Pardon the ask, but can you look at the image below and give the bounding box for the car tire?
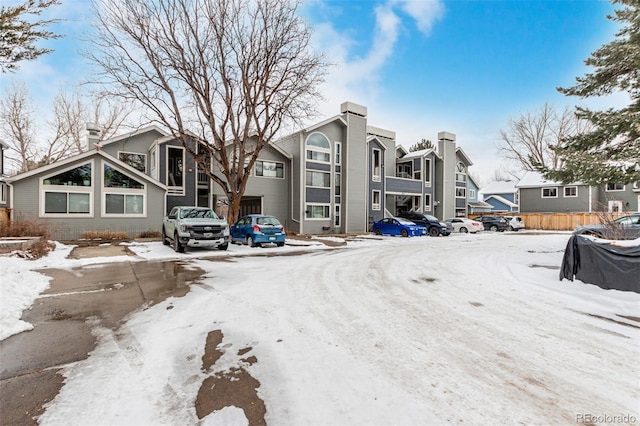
[374,228,382,235]
[460,227,468,233]
[490,225,498,232]
[401,229,409,237]
[507,225,513,231]
[173,233,185,253]
[218,243,228,251]
[428,227,440,237]
[247,236,257,247]
[161,227,169,245]
[277,242,285,247]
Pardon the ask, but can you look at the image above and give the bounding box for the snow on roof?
[515,171,582,188]
[481,180,517,194]
[400,148,436,160]
[484,194,518,208]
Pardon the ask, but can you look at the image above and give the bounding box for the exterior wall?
[161,140,198,213]
[436,134,456,220]
[98,129,164,172]
[341,112,368,234]
[368,139,386,225]
[485,198,512,212]
[519,185,594,213]
[595,184,639,212]
[10,155,166,240]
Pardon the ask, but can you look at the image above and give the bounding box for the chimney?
[86,123,101,151]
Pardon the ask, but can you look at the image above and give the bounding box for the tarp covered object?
[560,235,640,293]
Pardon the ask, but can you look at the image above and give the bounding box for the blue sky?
[1,0,620,184]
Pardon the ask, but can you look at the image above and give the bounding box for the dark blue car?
[371,217,427,237]
[230,214,286,247]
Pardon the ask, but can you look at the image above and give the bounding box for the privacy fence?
[480,212,629,231]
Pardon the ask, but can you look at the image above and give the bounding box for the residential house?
[516,171,640,213]
[7,102,479,239]
[481,180,519,212]
[467,175,492,215]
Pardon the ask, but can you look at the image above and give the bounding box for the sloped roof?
[468,200,493,208]
[455,146,473,166]
[482,180,518,194]
[484,194,518,208]
[515,170,582,188]
[399,148,438,161]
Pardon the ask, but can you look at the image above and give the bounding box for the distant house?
[516,171,640,213]
[467,175,492,215]
[481,180,519,212]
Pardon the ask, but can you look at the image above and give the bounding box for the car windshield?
[615,215,640,225]
[180,208,217,219]
[424,214,439,221]
[396,218,415,225]
[256,216,281,226]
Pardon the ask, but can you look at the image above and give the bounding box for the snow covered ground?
[1,232,639,425]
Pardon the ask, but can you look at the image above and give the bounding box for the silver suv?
[162,206,230,253]
[503,215,525,231]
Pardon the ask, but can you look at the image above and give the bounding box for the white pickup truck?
[162,206,230,253]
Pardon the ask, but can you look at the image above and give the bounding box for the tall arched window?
[306,133,331,163]
[456,162,467,182]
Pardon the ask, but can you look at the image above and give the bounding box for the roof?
[98,125,169,148]
[303,115,347,133]
[399,148,438,160]
[0,139,9,149]
[455,147,473,166]
[468,200,493,208]
[515,170,582,188]
[482,180,518,194]
[484,194,518,208]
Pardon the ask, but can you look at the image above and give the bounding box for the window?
[456,162,467,182]
[334,204,341,227]
[469,189,476,199]
[456,187,466,198]
[424,193,431,212]
[103,164,145,216]
[118,151,146,173]
[564,186,578,197]
[372,149,381,182]
[167,146,184,193]
[306,133,331,163]
[335,142,341,165]
[306,171,330,188]
[306,204,330,219]
[256,160,284,178]
[372,190,381,210]
[335,172,341,196]
[0,183,6,204]
[424,159,431,186]
[542,187,558,198]
[397,163,411,179]
[41,163,93,216]
[606,183,625,192]
[149,147,157,179]
[413,169,421,181]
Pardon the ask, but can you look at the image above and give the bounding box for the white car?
[503,215,525,231]
[445,217,484,233]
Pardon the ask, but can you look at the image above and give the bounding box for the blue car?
[230,214,286,247]
[371,217,427,237]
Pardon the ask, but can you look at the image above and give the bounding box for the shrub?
[81,230,129,240]
[138,230,162,238]
[0,219,49,238]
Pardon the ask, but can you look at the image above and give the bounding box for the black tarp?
[560,235,640,293]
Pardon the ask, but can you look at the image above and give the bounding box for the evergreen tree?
[0,0,61,73]
[409,139,434,152]
[540,0,639,185]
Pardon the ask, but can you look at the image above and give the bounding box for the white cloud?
[398,0,445,35]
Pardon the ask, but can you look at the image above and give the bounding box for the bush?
[81,230,129,240]
[0,219,49,238]
[138,230,162,238]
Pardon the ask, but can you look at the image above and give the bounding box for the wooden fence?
[477,212,628,231]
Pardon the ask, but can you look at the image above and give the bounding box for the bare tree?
[0,83,133,173]
[497,103,591,174]
[0,82,37,172]
[87,0,327,223]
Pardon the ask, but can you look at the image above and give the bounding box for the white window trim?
[255,160,285,179]
[102,163,147,217]
[40,160,94,218]
[335,141,342,166]
[469,189,476,199]
[305,170,331,188]
[305,132,331,165]
[564,186,578,198]
[424,158,432,187]
[456,187,467,198]
[305,203,330,220]
[372,148,382,182]
[334,204,341,227]
[0,182,6,204]
[605,183,625,192]
[166,145,186,195]
[372,190,381,211]
[541,187,558,198]
[118,150,147,173]
[424,193,432,212]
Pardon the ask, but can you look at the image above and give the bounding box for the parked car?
[230,214,286,247]
[573,213,640,240]
[397,212,452,236]
[162,206,230,253]
[503,215,525,231]
[445,217,484,233]
[371,217,427,237]
[471,216,509,232]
